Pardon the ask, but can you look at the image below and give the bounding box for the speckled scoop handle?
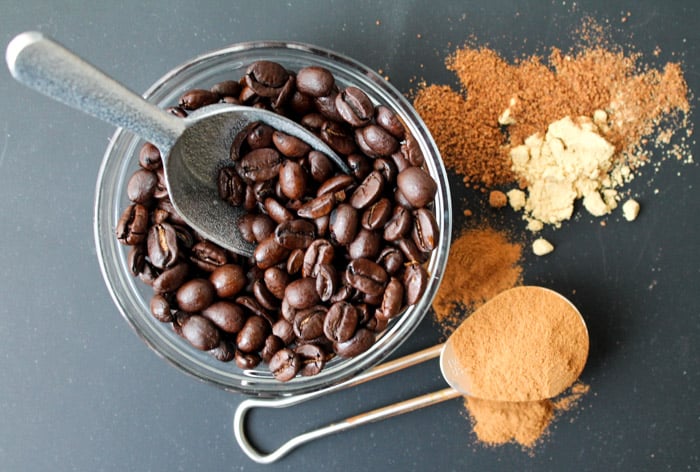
[5,31,184,151]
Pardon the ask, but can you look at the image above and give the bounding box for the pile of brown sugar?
[413,19,692,190]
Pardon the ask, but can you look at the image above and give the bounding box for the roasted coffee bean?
[152,262,189,294]
[375,105,405,140]
[201,301,246,333]
[138,142,162,170]
[179,89,219,110]
[296,343,326,376]
[302,239,334,278]
[329,203,359,245]
[172,224,195,249]
[263,198,294,225]
[180,315,220,351]
[360,124,399,156]
[363,291,384,306]
[263,267,289,300]
[176,278,215,312]
[218,167,246,207]
[336,86,373,127]
[209,264,246,298]
[154,168,170,200]
[147,222,179,269]
[116,203,149,245]
[412,208,439,252]
[376,247,404,275]
[246,122,275,150]
[381,277,404,319]
[166,106,188,118]
[361,198,392,230]
[390,150,410,173]
[236,295,276,325]
[284,277,321,309]
[320,120,356,155]
[347,153,372,180]
[254,234,290,270]
[300,112,325,131]
[156,198,187,226]
[275,219,316,250]
[297,191,343,219]
[401,133,425,167]
[354,126,379,158]
[190,240,228,272]
[373,158,398,185]
[268,348,300,382]
[235,350,261,369]
[150,294,173,323]
[324,301,358,343]
[252,279,279,311]
[393,187,413,209]
[127,244,146,277]
[272,319,295,345]
[330,284,355,303]
[127,169,157,204]
[236,315,269,353]
[308,150,334,183]
[346,258,388,296]
[396,166,437,208]
[272,131,311,158]
[313,91,344,122]
[286,248,305,275]
[397,237,428,265]
[293,306,327,340]
[334,328,374,358]
[208,339,236,362]
[403,263,428,305]
[296,66,335,97]
[236,148,283,182]
[245,60,290,97]
[272,75,295,109]
[251,213,277,242]
[383,205,412,242]
[347,228,381,260]
[278,160,307,200]
[350,170,384,209]
[211,79,241,98]
[316,174,355,196]
[280,297,298,322]
[315,264,338,302]
[365,313,389,332]
[261,335,285,363]
[314,214,330,238]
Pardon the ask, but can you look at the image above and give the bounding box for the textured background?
[1,1,698,471]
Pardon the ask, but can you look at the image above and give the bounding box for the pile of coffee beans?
[116,60,439,381]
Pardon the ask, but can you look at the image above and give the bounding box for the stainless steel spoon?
[234,286,589,463]
[6,31,347,257]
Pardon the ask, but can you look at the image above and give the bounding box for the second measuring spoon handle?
[6,31,184,151]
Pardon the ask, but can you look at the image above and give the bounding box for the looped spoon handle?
[233,344,461,464]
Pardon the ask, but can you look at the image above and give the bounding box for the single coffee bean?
[320,120,357,155]
[250,213,277,242]
[268,348,300,382]
[314,91,344,122]
[127,244,146,277]
[236,295,276,325]
[176,278,215,312]
[330,284,355,303]
[412,207,439,252]
[209,339,236,362]
[272,318,295,345]
[218,166,246,207]
[296,66,335,97]
[280,297,298,323]
[390,150,410,173]
[293,306,327,340]
[284,277,321,309]
[315,264,338,302]
[263,267,289,300]
[235,350,261,370]
[375,105,405,140]
[373,158,398,185]
[166,106,188,118]
[201,301,246,333]
[252,279,280,311]
[381,277,404,319]
[211,79,241,98]
[236,148,283,182]
[361,197,392,231]
[152,262,189,294]
[296,343,326,377]
[347,228,381,260]
[316,174,355,196]
[278,160,307,200]
[245,61,290,97]
[324,301,358,343]
[329,203,359,245]
[396,237,427,265]
[254,234,290,270]
[138,142,162,170]
[346,258,388,296]
[180,315,220,351]
[403,263,429,305]
[116,203,149,245]
[350,170,384,209]
[308,150,334,183]
[274,219,316,250]
[261,334,285,363]
[401,133,425,167]
[383,205,412,242]
[272,131,311,158]
[246,122,275,150]
[360,124,399,156]
[334,328,374,358]
[347,153,372,180]
[236,315,269,353]
[314,214,330,238]
[302,239,334,278]
[335,86,373,127]
[209,264,246,298]
[297,191,343,219]
[127,169,157,204]
[300,112,325,131]
[150,294,173,323]
[179,89,219,110]
[263,198,294,225]
[396,166,437,208]
[190,240,228,272]
[376,247,404,275]
[286,248,305,275]
[147,222,179,270]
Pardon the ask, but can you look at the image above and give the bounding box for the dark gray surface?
[1,1,698,471]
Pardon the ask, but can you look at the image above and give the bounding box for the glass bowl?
[94,41,452,397]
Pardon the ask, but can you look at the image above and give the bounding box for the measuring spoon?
[6,31,348,257]
[234,286,589,463]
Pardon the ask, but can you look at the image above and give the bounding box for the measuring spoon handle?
[6,31,184,151]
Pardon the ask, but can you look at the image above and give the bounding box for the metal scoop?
[6,31,347,257]
[234,286,589,463]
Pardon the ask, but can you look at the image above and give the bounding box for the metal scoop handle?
[233,344,461,464]
[6,31,184,151]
